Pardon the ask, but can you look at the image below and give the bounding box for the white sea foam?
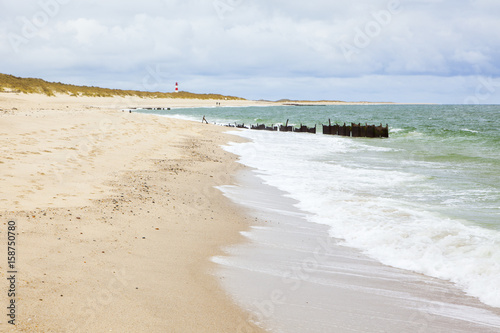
[461,128,479,133]
[224,129,500,309]
[158,113,200,122]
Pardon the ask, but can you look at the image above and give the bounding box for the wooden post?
[366,125,375,138]
[382,124,389,138]
[351,123,359,137]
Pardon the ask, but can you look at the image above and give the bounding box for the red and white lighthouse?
[175,82,179,93]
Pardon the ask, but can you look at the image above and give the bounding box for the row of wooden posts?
[323,120,389,138]
[223,119,389,138]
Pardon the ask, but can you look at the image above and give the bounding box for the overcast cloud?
[1,0,500,103]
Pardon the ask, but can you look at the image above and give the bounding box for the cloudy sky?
[1,0,500,103]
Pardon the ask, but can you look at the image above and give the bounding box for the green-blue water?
[139,104,500,307]
[139,104,500,229]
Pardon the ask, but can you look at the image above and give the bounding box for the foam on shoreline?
[213,168,500,332]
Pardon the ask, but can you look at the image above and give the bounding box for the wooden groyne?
[218,118,389,138]
[279,119,293,132]
[323,120,388,138]
[126,107,171,111]
[251,124,278,131]
[294,124,317,134]
[278,119,316,133]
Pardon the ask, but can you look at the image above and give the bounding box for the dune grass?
[0,73,245,100]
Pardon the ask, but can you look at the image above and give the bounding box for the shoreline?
[0,93,265,331]
[215,168,500,332]
[0,92,433,113]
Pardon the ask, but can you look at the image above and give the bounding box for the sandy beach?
[0,93,266,332]
[4,93,499,333]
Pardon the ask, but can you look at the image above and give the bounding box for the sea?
[138,104,500,332]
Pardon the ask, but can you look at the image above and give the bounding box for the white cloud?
[0,0,499,103]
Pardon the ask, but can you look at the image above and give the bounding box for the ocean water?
[139,104,500,310]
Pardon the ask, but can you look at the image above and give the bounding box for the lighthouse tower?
[175,82,179,93]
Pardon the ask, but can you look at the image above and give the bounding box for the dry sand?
[0,93,266,332]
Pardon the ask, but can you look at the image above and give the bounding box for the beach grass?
[0,73,245,100]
